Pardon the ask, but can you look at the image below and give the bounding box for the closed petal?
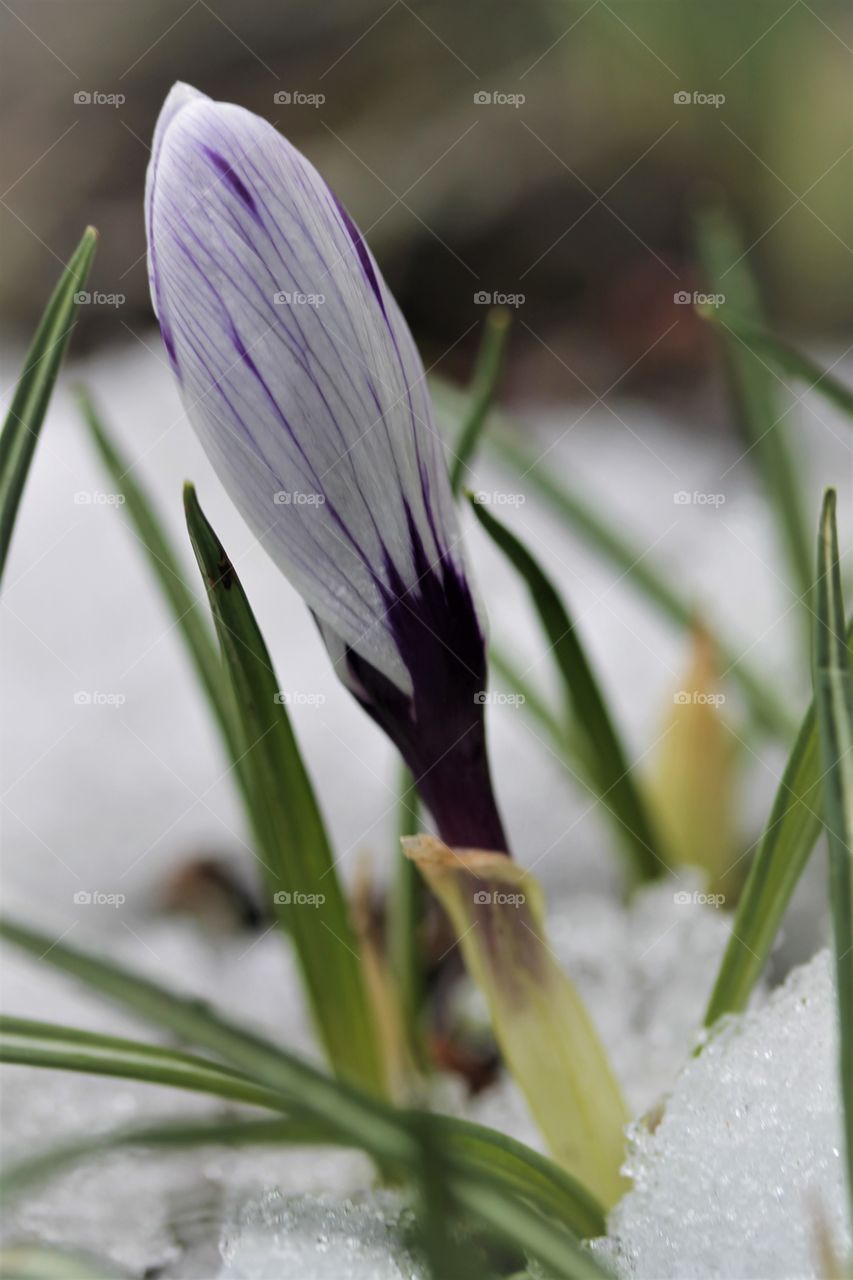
[147,84,469,696]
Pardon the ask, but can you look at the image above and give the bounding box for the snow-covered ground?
[0,878,758,1276]
[2,339,849,923]
[1,337,852,1277]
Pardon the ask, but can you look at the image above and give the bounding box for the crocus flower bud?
[146,84,506,852]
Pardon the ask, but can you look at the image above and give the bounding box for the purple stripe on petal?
[202,146,262,225]
[146,84,488,736]
[340,504,507,851]
[159,316,181,379]
[330,192,388,323]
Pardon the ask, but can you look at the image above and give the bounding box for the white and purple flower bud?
[146,84,506,851]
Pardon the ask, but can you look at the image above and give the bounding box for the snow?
[3,340,850,928]
[217,1191,426,1280]
[0,878,736,1274]
[594,950,851,1280]
[2,337,852,1276]
[0,925,373,1273]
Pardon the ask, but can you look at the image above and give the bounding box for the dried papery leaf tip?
[147,84,505,853]
[404,834,629,1207]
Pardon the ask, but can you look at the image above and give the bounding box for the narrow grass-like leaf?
[0,1016,285,1111]
[0,1114,606,1279]
[0,1029,605,1245]
[407,1111,497,1280]
[701,311,853,420]
[2,1115,460,1275]
[813,488,853,1228]
[430,1116,605,1240]
[695,204,812,619]
[447,1174,610,1280]
[0,228,97,584]
[470,495,665,883]
[0,914,408,1162]
[0,919,606,1264]
[0,1115,328,1201]
[0,1015,605,1239]
[491,647,569,755]
[78,392,249,789]
[433,378,794,741]
[704,612,853,1024]
[0,1244,129,1279]
[184,484,384,1097]
[450,309,511,495]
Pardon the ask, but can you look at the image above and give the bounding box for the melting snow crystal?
[594,950,850,1279]
[217,1190,428,1280]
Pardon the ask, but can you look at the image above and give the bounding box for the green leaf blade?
[0,1112,607,1278]
[450,309,512,495]
[432,378,795,741]
[0,915,405,1161]
[431,1116,606,1241]
[78,392,247,783]
[0,1243,130,1279]
[183,484,385,1097]
[695,203,812,622]
[0,1016,284,1112]
[813,488,853,1231]
[0,228,98,584]
[705,613,853,1025]
[0,919,606,1271]
[700,311,853,421]
[470,493,666,884]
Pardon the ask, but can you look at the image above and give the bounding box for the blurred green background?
[1,0,850,393]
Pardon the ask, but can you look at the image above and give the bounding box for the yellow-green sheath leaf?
[649,626,738,896]
[404,834,629,1208]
